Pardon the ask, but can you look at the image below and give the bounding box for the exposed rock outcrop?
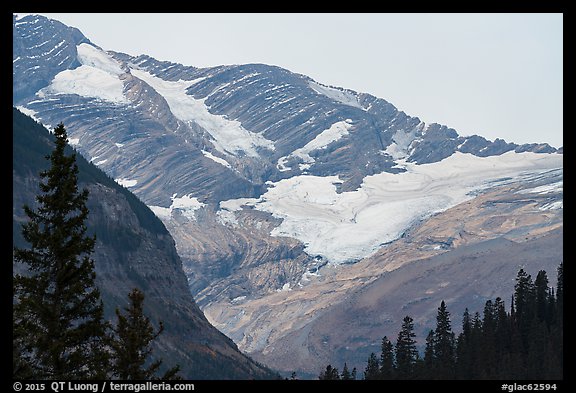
[13,108,276,379]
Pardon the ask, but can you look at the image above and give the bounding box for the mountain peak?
[13,13,92,102]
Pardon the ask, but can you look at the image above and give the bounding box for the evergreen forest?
[319,264,563,380]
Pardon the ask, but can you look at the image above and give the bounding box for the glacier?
[221,151,563,264]
[130,68,275,157]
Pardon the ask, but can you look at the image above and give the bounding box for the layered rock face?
[13,108,275,379]
[13,14,562,377]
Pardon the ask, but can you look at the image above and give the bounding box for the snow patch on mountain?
[116,178,138,188]
[224,151,563,264]
[385,127,420,160]
[277,119,354,171]
[16,105,41,124]
[170,193,205,219]
[38,65,127,103]
[309,81,363,109]
[149,193,205,221]
[130,68,275,158]
[202,150,232,169]
[37,43,129,104]
[76,43,125,76]
[216,197,260,226]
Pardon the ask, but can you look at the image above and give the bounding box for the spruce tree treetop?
[341,363,352,380]
[395,316,418,379]
[363,353,380,380]
[380,335,395,380]
[534,270,550,324]
[514,268,534,323]
[461,308,471,339]
[13,123,109,379]
[111,288,181,380]
[433,301,456,379]
[556,262,563,327]
[318,364,340,380]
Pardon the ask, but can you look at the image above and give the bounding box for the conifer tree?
[423,330,435,378]
[341,363,352,380]
[534,270,550,325]
[433,301,456,378]
[395,316,418,379]
[556,263,563,315]
[493,297,511,375]
[363,353,380,380]
[455,308,472,379]
[351,367,357,380]
[554,262,563,375]
[461,308,471,339]
[111,288,180,380]
[480,299,498,378]
[13,123,109,379]
[319,364,340,380]
[514,269,534,329]
[380,336,395,380]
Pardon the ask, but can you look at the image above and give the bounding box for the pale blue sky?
[19,13,563,148]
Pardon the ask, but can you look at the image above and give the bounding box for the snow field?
[130,69,275,158]
[149,193,205,221]
[39,43,129,104]
[221,151,563,264]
